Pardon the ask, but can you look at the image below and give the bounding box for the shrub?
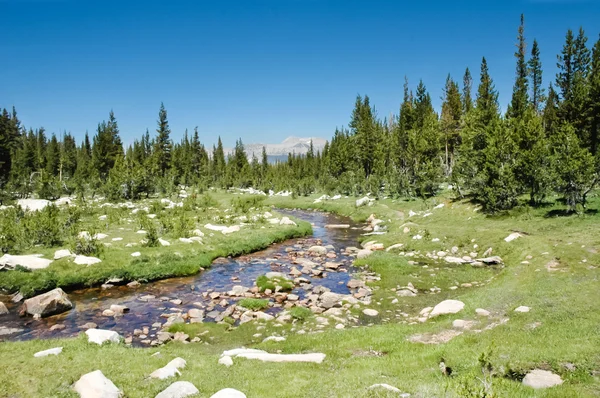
[238,298,269,311]
[290,306,312,321]
[142,218,159,247]
[25,204,63,247]
[231,195,266,214]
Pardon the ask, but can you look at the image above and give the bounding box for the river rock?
[0,326,23,336]
[308,246,327,255]
[319,292,341,309]
[150,357,186,379]
[0,254,53,270]
[0,302,8,315]
[34,347,63,357]
[356,249,372,259]
[21,288,73,317]
[110,304,129,314]
[429,300,465,317]
[73,370,122,398]
[74,255,102,265]
[522,369,563,389]
[155,381,199,398]
[211,389,247,398]
[85,329,121,345]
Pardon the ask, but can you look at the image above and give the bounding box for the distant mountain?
[226,136,328,161]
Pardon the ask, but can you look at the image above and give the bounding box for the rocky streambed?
[0,210,374,345]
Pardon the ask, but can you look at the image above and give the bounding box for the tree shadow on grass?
[544,208,598,218]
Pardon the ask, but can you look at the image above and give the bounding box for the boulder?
[179,238,193,244]
[17,199,50,212]
[475,308,491,316]
[73,370,123,398]
[34,347,63,357]
[192,229,204,237]
[85,329,121,345]
[522,369,563,389]
[0,302,8,315]
[319,292,341,309]
[109,304,129,314]
[131,252,141,257]
[74,255,102,266]
[233,352,325,363]
[210,389,247,398]
[54,249,72,260]
[155,381,199,398]
[73,370,122,398]
[159,238,171,246]
[150,358,187,379]
[515,306,530,313]
[0,254,53,270]
[21,288,73,317]
[429,300,465,317]
[356,196,373,207]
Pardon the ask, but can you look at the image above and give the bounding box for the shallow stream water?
[0,210,364,343]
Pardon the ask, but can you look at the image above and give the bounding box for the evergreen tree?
[543,84,560,135]
[475,57,500,128]
[508,14,529,119]
[212,137,226,185]
[588,35,600,154]
[441,74,462,174]
[462,68,473,114]
[61,133,78,180]
[45,134,60,177]
[153,103,172,176]
[529,39,545,114]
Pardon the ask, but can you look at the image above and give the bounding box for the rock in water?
[34,347,63,357]
[522,369,563,389]
[155,381,199,398]
[21,288,73,317]
[210,389,247,398]
[0,302,8,315]
[429,300,465,317]
[85,329,121,345]
[73,370,122,398]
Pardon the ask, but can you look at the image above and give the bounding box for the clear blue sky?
[2,0,599,148]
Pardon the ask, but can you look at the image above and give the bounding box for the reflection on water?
[0,209,363,343]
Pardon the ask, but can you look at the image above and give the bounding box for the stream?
[0,210,364,344]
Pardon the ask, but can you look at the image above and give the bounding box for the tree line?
[1,15,599,213]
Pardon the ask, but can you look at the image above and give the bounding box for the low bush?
[290,306,312,321]
[238,298,269,311]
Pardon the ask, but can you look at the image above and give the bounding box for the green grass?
[289,306,313,321]
[238,298,269,311]
[256,275,294,292]
[1,190,600,397]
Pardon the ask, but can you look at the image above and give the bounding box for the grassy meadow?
[0,190,599,397]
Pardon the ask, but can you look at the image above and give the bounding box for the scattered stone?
[408,329,463,344]
[367,384,409,396]
[0,326,24,336]
[34,347,63,357]
[73,370,122,398]
[0,302,8,315]
[85,329,121,345]
[475,308,490,317]
[515,306,530,313]
[74,255,102,265]
[522,369,563,389]
[362,309,379,317]
[429,300,465,318]
[224,348,326,363]
[50,324,65,331]
[356,249,372,259]
[150,358,187,379]
[219,355,234,367]
[0,254,53,270]
[210,388,247,398]
[505,232,522,242]
[159,238,171,246]
[308,246,328,255]
[21,288,73,318]
[222,225,241,235]
[279,217,297,226]
[54,249,72,260]
[155,381,199,398]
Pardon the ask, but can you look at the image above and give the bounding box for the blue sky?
[2,0,599,147]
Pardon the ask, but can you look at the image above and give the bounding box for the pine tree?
[508,14,529,119]
[556,29,575,103]
[0,108,21,187]
[462,68,473,114]
[588,35,600,154]
[543,84,560,135]
[61,133,78,180]
[441,74,462,173]
[212,137,226,185]
[45,134,60,177]
[529,39,545,114]
[153,103,172,176]
[475,57,500,133]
